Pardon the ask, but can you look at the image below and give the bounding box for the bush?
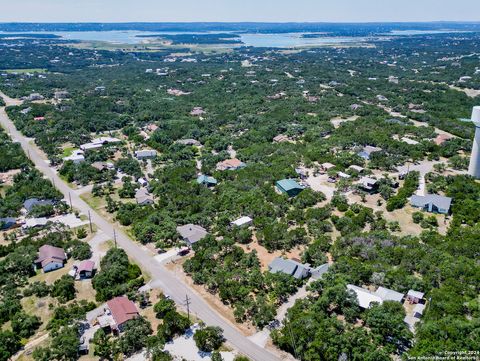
[70,241,92,260]
[193,326,225,352]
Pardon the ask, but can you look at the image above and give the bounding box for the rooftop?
[106,296,139,328]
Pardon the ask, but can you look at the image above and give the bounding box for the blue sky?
[1,0,479,22]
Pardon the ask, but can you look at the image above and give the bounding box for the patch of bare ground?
[165,258,257,337]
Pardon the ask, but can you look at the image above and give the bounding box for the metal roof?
[410,194,452,210]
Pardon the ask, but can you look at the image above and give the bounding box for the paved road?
[0,93,282,361]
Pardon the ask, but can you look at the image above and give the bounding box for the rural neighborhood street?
[0,93,282,361]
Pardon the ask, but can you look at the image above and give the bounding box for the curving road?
[0,93,282,361]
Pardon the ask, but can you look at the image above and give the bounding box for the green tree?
[193,326,225,352]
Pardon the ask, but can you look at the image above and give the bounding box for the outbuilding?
[276,179,305,197]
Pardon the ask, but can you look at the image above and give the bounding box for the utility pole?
[68,192,73,210]
[87,211,93,233]
[184,294,191,322]
[113,229,117,248]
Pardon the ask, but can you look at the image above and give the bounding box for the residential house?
[35,245,67,272]
[348,165,365,173]
[54,91,70,100]
[410,194,452,214]
[23,218,49,229]
[197,175,217,187]
[23,198,54,214]
[230,216,253,227]
[80,137,120,151]
[357,177,379,192]
[375,286,404,302]
[321,162,336,172]
[176,224,208,246]
[176,139,202,146]
[27,93,44,101]
[347,284,405,309]
[273,134,290,143]
[135,188,154,206]
[434,134,452,146]
[310,263,330,280]
[190,107,205,116]
[216,158,246,171]
[63,150,85,164]
[135,150,157,160]
[106,296,139,332]
[358,145,382,160]
[347,285,384,309]
[276,179,305,197]
[406,290,425,304]
[0,217,17,230]
[268,257,311,280]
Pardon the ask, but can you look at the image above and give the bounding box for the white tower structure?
[468,106,480,179]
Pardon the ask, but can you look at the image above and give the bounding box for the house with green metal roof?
[197,174,218,187]
[276,179,305,197]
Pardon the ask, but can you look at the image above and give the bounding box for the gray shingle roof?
[410,194,452,210]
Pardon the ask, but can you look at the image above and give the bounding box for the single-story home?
[406,290,425,304]
[216,158,246,171]
[358,177,379,192]
[24,198,54,214]
[23,217,49,229]
[276,179,305,197]
[410,194,452,214]
[268,257,311,280]
[375,286,404,303]
[347,285,384,309]
[197,175,217,187]
[358,145,382,160]
[176,139,202,147]
[273,134,290,143]
[176,224,208,246]
[310,263,330,280]
[135,149,157,160]
[35,244,67,272]
[106,296,139,332]
[230,216,253,227]
[77,260,96,279]
[321,162,336,172]
[347,284,405,309]
[135,188,154,206]
[0,217,17,230]
[63,150,85,164]
[348,165,365,173]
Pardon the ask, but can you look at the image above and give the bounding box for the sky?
[0,0,479,23]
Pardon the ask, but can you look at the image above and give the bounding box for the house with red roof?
[35,244,67,272]
[76,260,96,279]
[106,296,139,332]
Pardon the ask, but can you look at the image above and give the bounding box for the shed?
[77,260,95,279]
[230,216,253,227]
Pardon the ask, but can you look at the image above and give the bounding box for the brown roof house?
[216,158,246,171]
[105,296,139,332]
[35,245,67,272]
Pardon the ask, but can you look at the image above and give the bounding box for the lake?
[0,29,470,48]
